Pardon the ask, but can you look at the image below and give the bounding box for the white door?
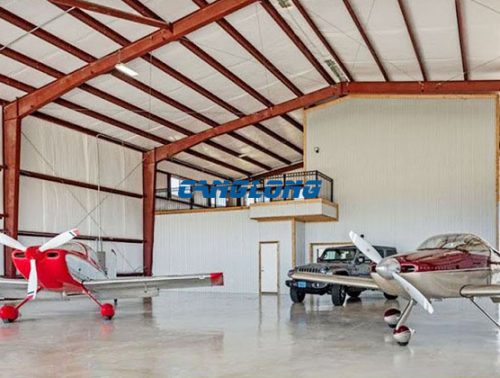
[260,242,279,294]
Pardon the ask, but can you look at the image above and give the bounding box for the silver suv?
[286,244,398,305]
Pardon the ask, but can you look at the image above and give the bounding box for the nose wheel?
[393,325,412,346]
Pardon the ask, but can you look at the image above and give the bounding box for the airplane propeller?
[349,231,434,314]
[0,229,80,300]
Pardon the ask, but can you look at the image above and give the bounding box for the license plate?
[297,281,307,288]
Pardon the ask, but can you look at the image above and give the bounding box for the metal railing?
[155,170,333,211]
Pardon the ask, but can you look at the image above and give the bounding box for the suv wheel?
[331,285,346,306]
[290,287,306,303]
[383,292,398,300]
[346,288,361,298]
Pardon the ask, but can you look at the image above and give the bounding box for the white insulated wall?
[305,97,498,251]
[154,210,294,293]
[16,116,144,273]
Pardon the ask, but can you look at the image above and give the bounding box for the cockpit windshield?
[59,241,99,262]
[417,234,490,254]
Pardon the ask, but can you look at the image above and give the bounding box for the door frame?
[259,241,280,294]
[308,241,350,263]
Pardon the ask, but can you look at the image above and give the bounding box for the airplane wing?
[291,272,380,290]
[0,277,28,299]
[83,272,224,299]
[460,284,500,298]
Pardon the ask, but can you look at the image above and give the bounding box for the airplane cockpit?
[417,233,492,255]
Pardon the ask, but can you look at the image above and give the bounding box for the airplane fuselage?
[12,246,106,294]
[372,249,495,299]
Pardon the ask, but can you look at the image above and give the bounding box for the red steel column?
[2,102,21,277]
[142,150,156,276]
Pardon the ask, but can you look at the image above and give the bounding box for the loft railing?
[155,170,334,211]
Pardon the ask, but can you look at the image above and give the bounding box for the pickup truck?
[286,244,398,305]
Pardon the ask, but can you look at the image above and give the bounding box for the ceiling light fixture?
[115,63,138,77]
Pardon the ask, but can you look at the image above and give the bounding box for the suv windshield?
[320,248,356,262]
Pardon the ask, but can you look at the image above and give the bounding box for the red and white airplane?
[0,229,223,323]
[291,231,500,346]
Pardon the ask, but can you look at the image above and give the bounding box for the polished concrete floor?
[0,290,499,377]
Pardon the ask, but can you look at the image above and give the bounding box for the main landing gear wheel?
[383,308,401,328]
[346,288,361,298]
[100,303,115,320]
[384,292,398,300]
[331,285,346,306]
[393,325,412,346]
[290,287,305,303]
[0,305,19,323]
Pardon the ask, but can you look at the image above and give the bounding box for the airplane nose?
[376,258,401,279]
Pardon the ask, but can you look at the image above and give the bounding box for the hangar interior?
[1,0,500,376]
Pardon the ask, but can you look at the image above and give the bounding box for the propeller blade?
[393,273,434,314]
[349,231,383,264]
[39,229,80,252]
[27,259,38,299]
[0,232,27,251]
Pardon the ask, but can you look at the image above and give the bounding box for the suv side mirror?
[356,256,365,264]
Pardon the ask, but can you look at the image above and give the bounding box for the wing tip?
[210,272,224,286]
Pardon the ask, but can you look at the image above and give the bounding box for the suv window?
[320,248,356,262]
[382,248,397,257]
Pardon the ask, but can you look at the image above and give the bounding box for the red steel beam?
[49,0,169,28]
[2,0,257,118]
[124,0,303,132]
[2,104,21,277]
[455,0,469,80]
[56,5,302,155]
[192,0,303,97]
[291,0,353,82]
[155,85,343,162]
[342,0,389,81]
[397,0,427,81]
[0,74,252,176]
[343,80,500,93]
[142,150,156,276]
[260,1,335,85]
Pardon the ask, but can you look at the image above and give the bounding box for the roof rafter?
[397,0,427,81]
[124,0,304,133]
[1,0,257,118]
[260,0,335,85]
[291,0,353,82]
[342,0,389,81]
[0,73,253,176]
[58,4,302,155]
[455,0,469,80]
[48,0,169,28]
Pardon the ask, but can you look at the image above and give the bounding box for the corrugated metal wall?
[154,210,294,293]
[305,96,498,252]
[14,116,144,273]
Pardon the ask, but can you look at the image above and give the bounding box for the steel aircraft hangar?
[1,0,500,377]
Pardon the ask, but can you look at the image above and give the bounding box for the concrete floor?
[0,291,499,377]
